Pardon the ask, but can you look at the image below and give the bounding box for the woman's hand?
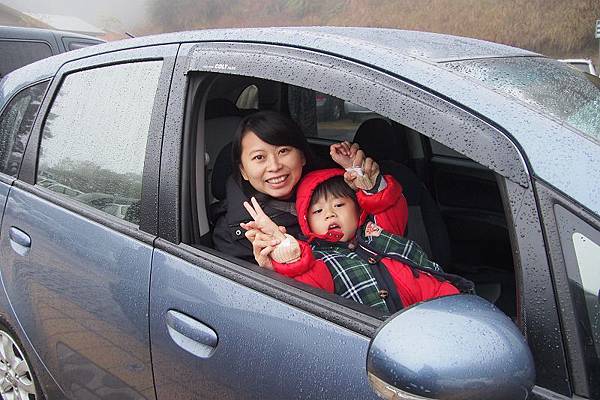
[242,197,300,265]
[245,230,279,269]
[243,197,286,241]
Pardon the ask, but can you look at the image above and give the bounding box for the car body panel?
[0,187,155,399]
[150,248,378,400]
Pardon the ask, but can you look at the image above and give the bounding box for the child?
[245,168,473,314]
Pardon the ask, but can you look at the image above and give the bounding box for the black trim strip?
[12,180,156,245]
[0,174,14,186]
[155,238,383,337]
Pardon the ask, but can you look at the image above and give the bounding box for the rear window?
[445,57,600,142]
[0,40,53,77]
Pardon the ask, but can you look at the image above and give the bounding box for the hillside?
[144,0,600,60]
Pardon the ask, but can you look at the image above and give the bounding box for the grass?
[144,0,600,62]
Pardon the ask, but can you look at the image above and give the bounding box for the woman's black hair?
[232,110,316,188]
[310,176,358,208]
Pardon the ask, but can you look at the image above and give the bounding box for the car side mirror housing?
[367,294,535,400]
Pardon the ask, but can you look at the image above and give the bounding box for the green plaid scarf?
[311,221,445,314]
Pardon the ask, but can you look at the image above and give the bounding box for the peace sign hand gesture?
[243,197,301,265]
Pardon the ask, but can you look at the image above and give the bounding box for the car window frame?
[154,41,544,334]
[17,44,179,240]
[0,79,50,185]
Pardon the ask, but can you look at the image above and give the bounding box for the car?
[0,27,598,400]
[558,58,598,76]
[0,25,104,79]
[315,92,345,120]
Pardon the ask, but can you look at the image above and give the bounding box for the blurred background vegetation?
[142,0,600,61]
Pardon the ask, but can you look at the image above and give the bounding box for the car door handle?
[8,227,31,256]
[165,310,218,358]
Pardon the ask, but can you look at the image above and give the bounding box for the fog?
[1,0,148,32]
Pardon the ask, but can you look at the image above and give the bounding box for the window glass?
[0,81,48,176]
[429,139,468,159]
[555,204,600,393]
[0,40,53,77]
[37,61,163,225]
[236,85,258,109]
[572,232,600,356]
[288,87,382,141]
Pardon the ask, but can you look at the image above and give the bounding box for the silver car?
[0,27,598,400]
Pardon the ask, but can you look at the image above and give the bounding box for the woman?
[212,110,362,261]
[213,110,315,260]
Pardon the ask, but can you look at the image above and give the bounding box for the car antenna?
[125,32,135,38]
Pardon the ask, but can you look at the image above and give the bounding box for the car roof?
[2,27,598,216]
[0,25,103,41]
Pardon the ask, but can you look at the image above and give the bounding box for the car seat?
[353,118,515,315]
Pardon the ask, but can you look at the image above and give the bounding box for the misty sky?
[1,0,148,31]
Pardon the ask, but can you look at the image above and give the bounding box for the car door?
[0,44,177,399]
[147,41,538,399]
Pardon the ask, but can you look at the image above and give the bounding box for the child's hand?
[330,141,360,169]
[343,150,381,191]
[242,198,301,264]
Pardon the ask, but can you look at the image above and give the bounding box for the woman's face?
[239,131,306,199]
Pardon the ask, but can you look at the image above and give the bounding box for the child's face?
[307,194,359,242]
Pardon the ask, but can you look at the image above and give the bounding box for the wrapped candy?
[345,166,377,191]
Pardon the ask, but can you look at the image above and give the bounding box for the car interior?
[182,72,516,320]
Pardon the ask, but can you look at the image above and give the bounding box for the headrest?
[353,118,409,162]
[211,142,233,200]
[205,98,240,119]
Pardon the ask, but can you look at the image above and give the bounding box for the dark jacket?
[212,176,301,261]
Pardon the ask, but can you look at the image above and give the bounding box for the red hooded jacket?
[271,168,459,308]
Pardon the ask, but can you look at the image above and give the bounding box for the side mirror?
[367,295,535,400]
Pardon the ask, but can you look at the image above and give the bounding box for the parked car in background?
[315,92,344,120]
[0,27,599,400]
[0,25,104,79]
[559,58,598,76]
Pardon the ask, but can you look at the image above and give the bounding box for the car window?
[555,204,600,393]
[61,38,102,51]
[236,84,258,109]
[572,231,600,355]
[0,81,49,177]
[445,57,600,142]
[0,40,53,77]
[288,87,383,141]
[37,61,163,225]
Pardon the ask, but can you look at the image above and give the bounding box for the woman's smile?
[266,175,289,186]
[239,131,306,199]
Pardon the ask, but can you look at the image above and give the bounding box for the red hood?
[296,168,366,242]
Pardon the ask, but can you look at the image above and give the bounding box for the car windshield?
[444,57,600,142]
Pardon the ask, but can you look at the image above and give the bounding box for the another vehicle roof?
[0,25,103,46]
[2,27,598,216]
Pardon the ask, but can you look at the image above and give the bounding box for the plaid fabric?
[358,221,443,273]
[312,244,390,313]
[311,221,446,313]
